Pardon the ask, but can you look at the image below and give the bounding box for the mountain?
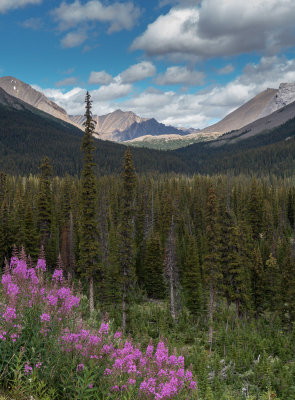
[113,117,189,142]
[211,99,295,146]
[70,110,190,142]
[0,76,192,142]
[70,109,146,141]
[201,88,278,135]
[202,83,295,136]
[0,76,76,126]
[124,131,220,150]
[0,87,190,176]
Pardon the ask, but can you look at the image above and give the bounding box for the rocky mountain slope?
[0,76,75,126]
[210,99,295,146]
[124,131,220,150]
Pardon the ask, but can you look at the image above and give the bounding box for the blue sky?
[1,0,295,128]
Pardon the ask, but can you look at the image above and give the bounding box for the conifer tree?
[118,147,137,332]
[182,235,203,317]
[37,156,53,247]
[265,252,281,312]
[203,184,222,350]
[251,246,265,316]
[79,91,100,314]
[164,217,182,323]
[144,231,165,299]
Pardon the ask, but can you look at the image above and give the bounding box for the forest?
[1,96,295,399]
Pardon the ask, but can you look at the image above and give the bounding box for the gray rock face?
[0,76,72,123]
[202,88,278,135]
[259,83,295,118]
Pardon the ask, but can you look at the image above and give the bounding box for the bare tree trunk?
[170,270,176,322]
[89,275,94,314]
[208,282,214,352]
[122,282,127,334]
[69,211,75,274]
[165,217,181,323]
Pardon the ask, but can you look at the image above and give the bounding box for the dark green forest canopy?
[2,101,295,177]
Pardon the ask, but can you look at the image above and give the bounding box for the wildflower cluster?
[1,255,80,343]
[0,254,197,399]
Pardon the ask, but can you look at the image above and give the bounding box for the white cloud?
[22,17,43,30]
[88,71,113,85]
[156,66,205,85]
[52,0,141,33]
[217,64,235,75]
[0,0,41,13]
[61,31,87,48]
[131,0,295,59]
[33,56,295,128]
[56,77,78,87]
[119,61,156,83]
[91,82,132,101]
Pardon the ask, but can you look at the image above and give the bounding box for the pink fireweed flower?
[1,273,12,285]
[28,268,39,285]
[6,282,19,297]
[99,322,109,334]
[9,256,18,268]
[63,295,80,312]
[24,363,32,375]
[0,331,7,341]
[35,362,42,369]
[13,260,28,279]
[114,331,122,340]
[10,333,19,342]
[57,287,71,299]
[88,383,93,389]
[36,258,46,272]
[2,306,16,322]
[189,380,197,389]
[40,313,51,323]
[47,294,58,306]
[76,363,85,371]
[104,368,112,376]
[128,378,136,385]
[52,268,63,282]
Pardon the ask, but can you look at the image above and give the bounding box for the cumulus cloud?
[61,31,87,48]
[0,0,41,13]
[91,82,132,101]
[131,0,295,59]
[217,64,235,75]
[119,61,156,83]
[52,0,141,33]
[33,56,295,128]
[56,77,78,87]
[156,66,205,85]
[22,17,43,30]
[88,71,113,85]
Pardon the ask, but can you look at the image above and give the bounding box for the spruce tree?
[144,231,165,299]
[118,147,137,333]
[203,184,222,350]
[182,234,203,317]
[37,156,53,247]
[79,91,100,314]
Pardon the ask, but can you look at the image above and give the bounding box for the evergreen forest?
[1,96,295,399]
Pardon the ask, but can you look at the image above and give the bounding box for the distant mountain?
[0,87,190,176]
[0,76,77,126]
[201,83,295,137]
[124,131,220,150]
[70,109,147,141]
[201,88,278,135]
[211,98,295,146]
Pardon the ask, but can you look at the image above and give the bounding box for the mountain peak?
[0,76,70,121]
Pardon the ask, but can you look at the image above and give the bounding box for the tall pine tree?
[118,148,137,333]
[79,91,100,314]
